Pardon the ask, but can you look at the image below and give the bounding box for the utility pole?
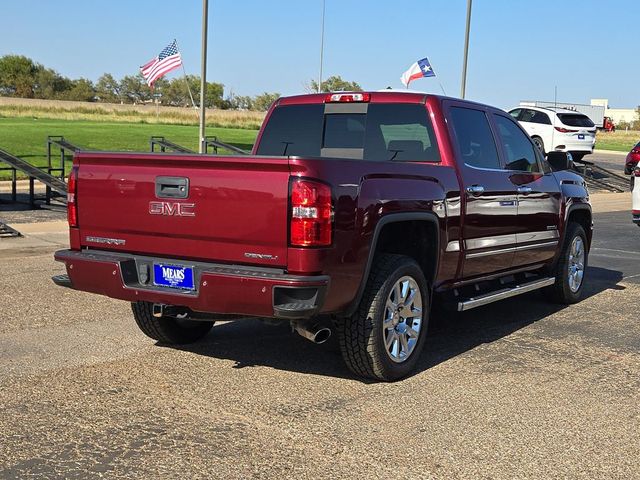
[460,0,472,99]
[199,0,209,153]
[318,0,325,93]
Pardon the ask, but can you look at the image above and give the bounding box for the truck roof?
[275,91,497,112]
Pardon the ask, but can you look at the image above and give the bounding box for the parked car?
[632,166,640,226]
[624,141,640,175]
[53,92,592,381]
[509,106,596,161]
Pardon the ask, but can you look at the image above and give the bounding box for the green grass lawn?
[595,130,639,152]
[0,118,258,180]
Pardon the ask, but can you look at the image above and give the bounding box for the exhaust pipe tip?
[311,327,332,344]
[293,321,332,344]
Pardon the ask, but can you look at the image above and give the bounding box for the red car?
[624,141,640,175]
[53,92,592,381]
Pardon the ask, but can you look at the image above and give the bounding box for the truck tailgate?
[75,152,290,267]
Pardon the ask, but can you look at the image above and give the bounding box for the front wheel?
[337,254,430,381]
[546,223,588,304]
[131,301,214,344]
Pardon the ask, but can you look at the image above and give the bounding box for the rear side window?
[449,107,501,169]
[557,113,595,128]
[256,103,440,162]
[509,109,522,120]
[494,115,540,172]
[531,111,551,124]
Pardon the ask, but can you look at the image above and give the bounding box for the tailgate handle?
[156,176,189,199]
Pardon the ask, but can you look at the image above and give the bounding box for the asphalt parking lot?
[0,192,638,479]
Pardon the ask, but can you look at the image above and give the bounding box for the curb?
[593,150,628,156]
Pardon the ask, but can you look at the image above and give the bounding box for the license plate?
[578,134,585,139]
[153,263,195,290]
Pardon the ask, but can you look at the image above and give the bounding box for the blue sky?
[3,0,638,110]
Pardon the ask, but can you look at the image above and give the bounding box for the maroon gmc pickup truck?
[53,91,592,381]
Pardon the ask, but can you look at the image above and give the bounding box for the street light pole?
[460,0,472,99]
[199,0,209,153]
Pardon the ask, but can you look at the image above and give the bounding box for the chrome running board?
[457,277,555,312]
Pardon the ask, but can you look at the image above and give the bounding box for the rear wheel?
[546,223,588,304]
[337,254,429,381]
[131,301,214,344]
[532,136,545,155]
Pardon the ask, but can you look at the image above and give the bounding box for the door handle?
[465,185,485,196]
[155,176,189,199]
[517,186,532,195]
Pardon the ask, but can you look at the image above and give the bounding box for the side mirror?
[546,151,574,171]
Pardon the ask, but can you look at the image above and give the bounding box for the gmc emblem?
[149,201,196,217]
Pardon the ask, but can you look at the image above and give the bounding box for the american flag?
[140,40,182,87]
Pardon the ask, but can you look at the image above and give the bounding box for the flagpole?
[460,0,472,98]
[199,0,209,154]
[174,39,198,110]
[318,0,325,93]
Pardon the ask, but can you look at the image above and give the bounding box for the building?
[591,99,637,124]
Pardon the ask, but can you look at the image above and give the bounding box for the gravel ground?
[0,209,638,479]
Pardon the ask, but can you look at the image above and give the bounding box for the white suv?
[508,106,596,161]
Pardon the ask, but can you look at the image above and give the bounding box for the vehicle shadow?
[169,265,624,382]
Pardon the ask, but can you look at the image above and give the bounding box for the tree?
[252,92,280,111]
[0,55,39,97]
[230,95,253,110]
[119,74,152,103]
[33,66,71,99]
[57,78,95,102]
[95,73,120,103]
[307,75,362,93]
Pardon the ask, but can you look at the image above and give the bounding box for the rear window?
[256,103,440,162]
[557,113,595,128]
[256,104,323,156]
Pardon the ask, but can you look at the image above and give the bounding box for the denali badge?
[244,252,279,261]
[149,201,195,217]
[85,236,126,246]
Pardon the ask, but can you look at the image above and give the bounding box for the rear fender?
[344,212,441,317]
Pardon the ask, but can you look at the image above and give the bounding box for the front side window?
[449,107,501,169]
[494,114,540,172]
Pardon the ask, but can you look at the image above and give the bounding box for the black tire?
[546,223,588,304]
[131,301,214,344]
[336,254,430,381]
[532,136,545,155]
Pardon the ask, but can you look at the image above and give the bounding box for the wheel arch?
[344,212,440,317]
[548,202,592,273]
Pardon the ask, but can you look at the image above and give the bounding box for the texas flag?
[400,57,436,87]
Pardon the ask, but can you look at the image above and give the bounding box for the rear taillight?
[67,166,78,227]
[554,127,578,133]
[290,179,332,247]
[324,93,370,103]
